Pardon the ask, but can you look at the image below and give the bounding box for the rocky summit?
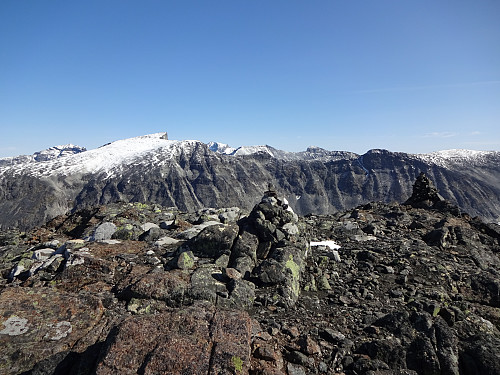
[1,175,499,375]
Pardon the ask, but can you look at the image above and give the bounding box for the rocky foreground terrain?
[1,174,499,375]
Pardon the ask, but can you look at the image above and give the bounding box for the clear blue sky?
[1,1,499,157]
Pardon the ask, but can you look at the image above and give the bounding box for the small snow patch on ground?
[310,240,342,262]
[310,240,341,250]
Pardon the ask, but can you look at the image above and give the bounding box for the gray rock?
[286,350,310,366]
[159,220,174,229]
[223,279,255,309]
[32,248,55,261]
[218,207,241,223]
[287,363,307,375]
[138,227,162,242]
[228,230,258,277]
[154,236,179,246]
[214,254,230,268]
[230,256,255,280]
[189,265,226,304]
[140,222,160,232]
[320,328,345,343]
[282,222,299,236]
[187,223,238,259]
[176,221,221,240]
[92,222,116,241]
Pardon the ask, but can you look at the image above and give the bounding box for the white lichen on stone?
[44,321,72,340]
[0,315,30,336]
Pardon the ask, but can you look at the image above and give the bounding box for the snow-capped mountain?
[1,132,499,230]
[0,133,195,178]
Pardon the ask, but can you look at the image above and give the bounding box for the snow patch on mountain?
[208,142,275,157]
[207,142,237,155]
[233,145,275,157]
[414,149,498,167]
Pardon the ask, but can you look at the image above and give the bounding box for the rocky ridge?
[1,133,499,231]
[0,144,87,168]
[1,175,499,374]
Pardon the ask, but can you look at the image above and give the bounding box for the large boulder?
[96,303,253,375]
[186,223,239,259]
[0,287,106,375]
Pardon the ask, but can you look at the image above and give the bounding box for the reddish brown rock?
[0,286,105,375]
[298,335,321,355]
[96,302,252,374]
[123,269,191,304]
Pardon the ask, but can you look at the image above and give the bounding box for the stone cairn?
[231,183,307,308]
[404,172,461,216]
[404,172,443,208]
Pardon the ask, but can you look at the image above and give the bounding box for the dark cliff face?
[1,142,499,230]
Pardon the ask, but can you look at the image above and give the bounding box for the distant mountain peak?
[33,144,87,162]
[0,143,87,169]
[306,146,326,152]
[207,141,236,155]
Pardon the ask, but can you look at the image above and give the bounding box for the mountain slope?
[1,132,499,230]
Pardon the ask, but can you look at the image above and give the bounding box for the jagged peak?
[306,146,327,152]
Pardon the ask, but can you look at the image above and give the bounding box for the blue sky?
[1,1,499,157]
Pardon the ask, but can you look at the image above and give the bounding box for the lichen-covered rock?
[96,303,252,375]
[187,223,239,259]
[253,245,305,307]
[0,287,105,375]
[175,250,196,270]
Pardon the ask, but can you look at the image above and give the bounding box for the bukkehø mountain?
[1,132,499,230]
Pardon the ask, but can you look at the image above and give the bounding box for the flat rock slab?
[96,303,252,375]
[0,286,104,375]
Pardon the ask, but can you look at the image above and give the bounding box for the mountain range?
[1,132,499,230]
